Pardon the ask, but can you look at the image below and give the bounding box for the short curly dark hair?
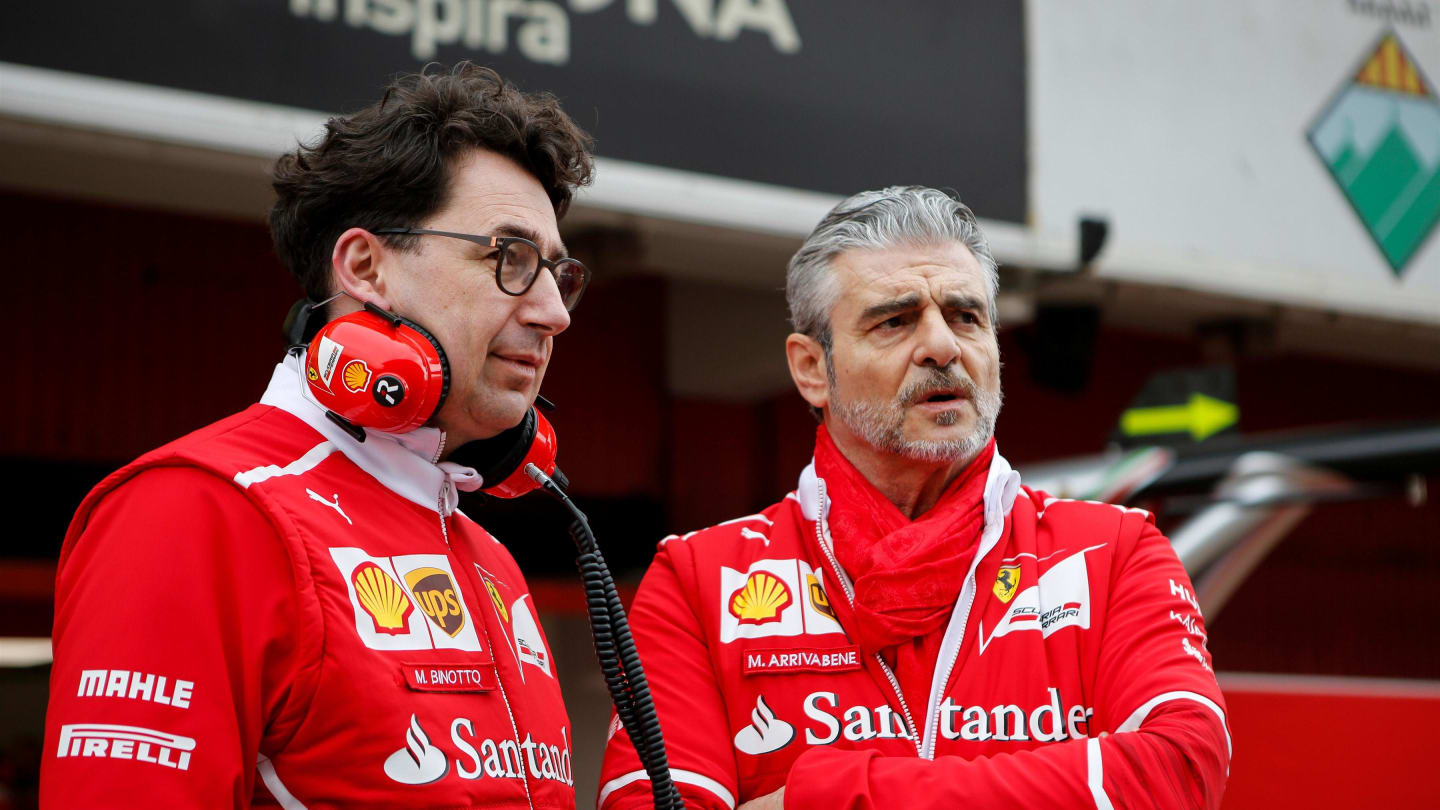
[270,63,595,302]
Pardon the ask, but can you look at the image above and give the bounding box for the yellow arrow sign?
[1120,393,1238,441]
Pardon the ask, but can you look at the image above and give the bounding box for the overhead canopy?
[0,1,1027,220]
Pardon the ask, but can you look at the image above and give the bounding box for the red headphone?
[284,297,563,498]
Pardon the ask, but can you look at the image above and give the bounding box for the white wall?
[1029,0,1440,324]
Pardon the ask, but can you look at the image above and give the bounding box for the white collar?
[796,446,1021,530]
[259,354,481,515]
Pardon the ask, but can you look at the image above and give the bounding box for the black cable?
[576,552,641,752]
[576,547,680,807]
[526,465,685,810]
[572,519,683,810]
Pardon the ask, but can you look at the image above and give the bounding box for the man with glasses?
[44,64,593,808]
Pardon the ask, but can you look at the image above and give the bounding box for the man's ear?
[331,227,394,310]
[786,333,829,412]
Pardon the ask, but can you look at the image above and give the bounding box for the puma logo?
[306,488,352,525]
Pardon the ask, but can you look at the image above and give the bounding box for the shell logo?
[353,561,414,635]
[729,572,792,625]
[341,359,372,393]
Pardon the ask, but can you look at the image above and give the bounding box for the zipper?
[436,481,452,546]
[812,478,923,755]
[436,479,535,809]
[918,472,1005,759]
[922,580,976,759]
[492,659,538,810]
[431,431,447,464]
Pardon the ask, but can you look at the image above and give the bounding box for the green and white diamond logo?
[1308,31,1440,277]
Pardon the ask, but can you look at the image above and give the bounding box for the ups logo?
[405,567,467,637]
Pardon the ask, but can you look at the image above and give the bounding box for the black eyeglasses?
[373,227,590,311]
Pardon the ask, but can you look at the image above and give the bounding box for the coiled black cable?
[526,465,685,810]
[572,521,684,810]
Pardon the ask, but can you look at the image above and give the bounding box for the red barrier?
[1219,672,1440,808]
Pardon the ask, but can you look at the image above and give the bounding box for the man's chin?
[459,390,534,439]
[903,410,975,442]
[895,421,984,456]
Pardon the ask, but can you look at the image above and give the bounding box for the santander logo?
[384,715,448,785]
[733,695,795,756]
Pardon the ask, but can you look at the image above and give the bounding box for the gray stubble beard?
[829,366,1003,464]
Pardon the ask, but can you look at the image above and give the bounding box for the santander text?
[450,720,574,787]
[802,688,1093,745]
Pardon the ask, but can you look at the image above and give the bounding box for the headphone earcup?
[448,407,560,499]
[303,310,449,433]
[389,312,451,411]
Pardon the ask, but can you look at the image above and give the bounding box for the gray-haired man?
[597,186,1229,810]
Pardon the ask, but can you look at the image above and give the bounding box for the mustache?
[899,366,979,406]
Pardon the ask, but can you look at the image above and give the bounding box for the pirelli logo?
[56,723,195,770]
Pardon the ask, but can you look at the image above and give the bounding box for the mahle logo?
[1309,31,1440,276]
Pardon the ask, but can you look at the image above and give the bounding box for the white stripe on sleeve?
[1118,689,1232,758]
[257,753,307,810]
[234,441,335,488]
[1086,737,1115,810]
[598,768,736,809]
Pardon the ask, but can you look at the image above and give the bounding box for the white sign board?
[1030,0,1440,324]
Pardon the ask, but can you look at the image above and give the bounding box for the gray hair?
[785,186,999,349]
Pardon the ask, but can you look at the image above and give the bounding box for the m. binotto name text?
[802,688,1094,744]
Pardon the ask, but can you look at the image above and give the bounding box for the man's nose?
[911,308,959,368]
[519,267,572,335]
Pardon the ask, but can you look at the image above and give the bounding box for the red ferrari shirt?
[599,453,1230,809]
[43,358,576,808]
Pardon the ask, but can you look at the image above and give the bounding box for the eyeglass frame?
[372,227,590,311]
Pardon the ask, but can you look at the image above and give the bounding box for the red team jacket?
[43,358,576,808]
[599,453,1231,809]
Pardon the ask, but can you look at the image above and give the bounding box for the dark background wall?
[3,185,1438,809]
[6,187,1437,682]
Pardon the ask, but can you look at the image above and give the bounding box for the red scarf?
[815,426,994,710]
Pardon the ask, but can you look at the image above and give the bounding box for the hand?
[738,786,785,810]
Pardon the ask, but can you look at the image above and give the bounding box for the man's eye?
[880,315,908,329]
[952,311,980,326]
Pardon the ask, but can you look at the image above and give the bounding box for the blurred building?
[2,2,1438,808]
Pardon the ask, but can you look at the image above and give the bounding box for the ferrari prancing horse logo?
[994,565,1022,603]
